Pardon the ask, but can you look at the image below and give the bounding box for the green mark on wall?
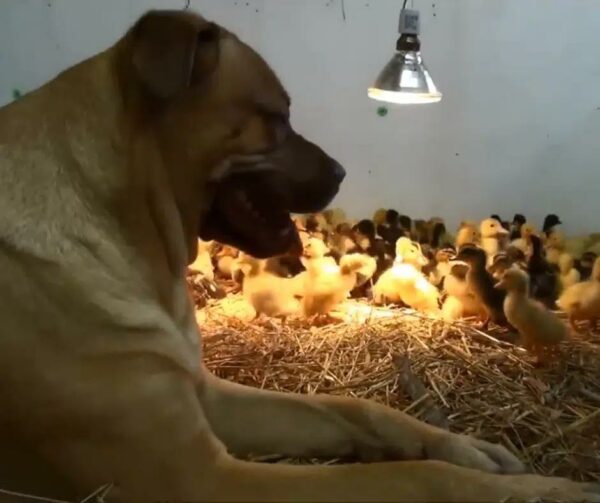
[12,89,23,100]
[377,106,388,117]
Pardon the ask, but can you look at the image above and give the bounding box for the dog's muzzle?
[199,132,344,258]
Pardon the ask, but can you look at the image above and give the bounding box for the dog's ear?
[131,10,220,100]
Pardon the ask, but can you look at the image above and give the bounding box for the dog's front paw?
[425,433,526,475]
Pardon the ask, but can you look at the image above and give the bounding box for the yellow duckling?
[556,257,600,332]
[188,239,215,280]
[299,253,376,317]
[395,237,429,271]
[441,262,485,321]
[480,218,509,265]
[558,253,581,291]
[455,222,480,249]
[215,245,239,280]
[237,254,302,318]
[373,262,439,314]
[300,237,337,271]
[495,268,567,363]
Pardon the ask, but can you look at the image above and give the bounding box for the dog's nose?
[332,161,346,184]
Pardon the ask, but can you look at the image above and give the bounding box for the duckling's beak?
[496,227,509,237]
[493,280,505,290]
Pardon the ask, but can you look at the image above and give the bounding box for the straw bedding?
[196,285,600,482]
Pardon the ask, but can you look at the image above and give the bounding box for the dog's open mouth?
[199,173,303,259]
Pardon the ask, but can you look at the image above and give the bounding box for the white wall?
[1,0,599,233]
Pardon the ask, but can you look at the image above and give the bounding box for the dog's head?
[119,10,344,259]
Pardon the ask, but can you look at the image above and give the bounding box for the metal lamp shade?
[368,51,442,105]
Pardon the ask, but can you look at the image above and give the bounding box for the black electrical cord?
[402,0,409,10]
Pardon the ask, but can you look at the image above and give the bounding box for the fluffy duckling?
[412,219,430,245]
[369,239,395,283]
[557,256,600,332]
[495,268,567,363]
[564,234,600,259]
[215,245,239,280]
[545,230,566,265]
[323,208,346,228]
[328,223,358,261]
[301,237,337,271]
[373,262,440,314]
[426,247,455,287]
[455,246,509,329]
[491,214,510,231]
[489,248,528,282]
[510,223,536,258]
[558,253,581,291]
[441,261,485,321]
[575,251,598,281]
[528,234,560,309]
[480,218,509,265]
[352,219,377,252]
[237,254,303,318]
[399,215,413,235]
[489,253,515,281]
[395,237,429,271]
[188,239,215,280]
[305,213,330,241]
[377,210,406,247]
[300,253,376,316]
[373,208,388,226]
[509,214,526,241]
[542,214,562,237]
[455,223,480,249]
[419,219,450,256]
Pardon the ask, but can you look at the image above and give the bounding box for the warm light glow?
[368,87,442,105]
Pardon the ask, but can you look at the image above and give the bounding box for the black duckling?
[455,245,510,330]
[528,234,560,309]
[542,214,562,237]
[510,214,526,241]
[413,219,429,245]
[399,215,413,235]
[353,219,377,252]
[377,209,405,246]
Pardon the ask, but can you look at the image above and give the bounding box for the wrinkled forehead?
[214,30,290,114]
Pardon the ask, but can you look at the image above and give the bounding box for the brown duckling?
[528,234,560,309]
[455,245,510,330]
[495,268,567,364]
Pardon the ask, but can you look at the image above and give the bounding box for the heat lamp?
[368,3,442,105]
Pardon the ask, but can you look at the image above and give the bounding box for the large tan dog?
[0,9,598,502]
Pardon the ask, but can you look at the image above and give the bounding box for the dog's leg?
[29,362,598,502]
[199,371,522,473]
